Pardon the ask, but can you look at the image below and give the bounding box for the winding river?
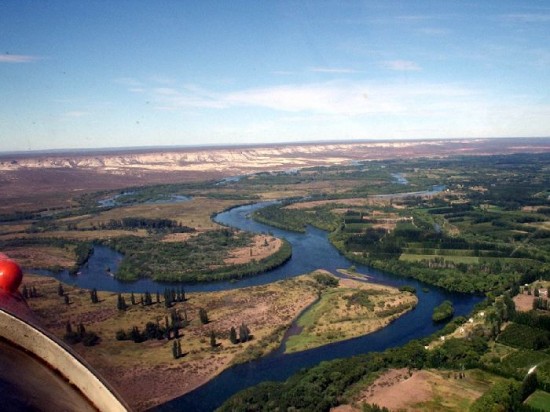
[35,199,481,411]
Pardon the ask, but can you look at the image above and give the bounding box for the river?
[33,199,481,411]
[153,202,481,411]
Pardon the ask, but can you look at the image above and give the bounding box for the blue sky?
[1,1,550,152]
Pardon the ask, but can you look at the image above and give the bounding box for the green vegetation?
[218,337,488,411]
[284,279,416,354]
[219,276,550,411]
[432,300,454,322]
[398,285,416,294]
[250,153,550,294]
[525,390,550,411]
[103,229,292,282]
[253,202,339,232]
[497,323,550,350]
[312,272,339,288]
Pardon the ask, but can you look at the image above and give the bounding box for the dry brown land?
[224,235,281,265]
[515,293,536,312]
[23,272,325,411]
[514,284,549,312]
[1,245,77,268]
[343,368,501,411]
[362,369,487,411]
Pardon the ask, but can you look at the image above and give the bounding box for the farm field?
[525,390,550,411]
[354,368,503,412]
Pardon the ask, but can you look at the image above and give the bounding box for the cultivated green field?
[525,390,550,411]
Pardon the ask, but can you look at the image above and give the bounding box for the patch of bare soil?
[2,246,75,268]
[224,235,282,265]
[360,369,430,410]
[514,288,548,312]
[93,354,233,411]
[514,292,535,312]
[354,368,490,411]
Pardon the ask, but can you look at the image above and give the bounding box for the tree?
[521,371,538,401]
[164,288,172,308]
[82,331,99,346]
[90,288,99,303]
[130,326,144,343]
[63,322,79,344]
[172,339,183,359]
[117,293,127,311]
[229,327,238,344]
[239,322,250,343]
[77,322,86,338]
[130,292,136,305]
[172,340,179,359]
[199,308,209,324]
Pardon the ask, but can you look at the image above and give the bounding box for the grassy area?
[76,197,239,231]
[284,277,417,353]
[400,253,480,264]
[525,390,550,411]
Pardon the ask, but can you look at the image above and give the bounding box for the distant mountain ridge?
[2,138,549,174]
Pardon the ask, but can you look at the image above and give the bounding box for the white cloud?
[0,54,41,63]
[222,81,478,117]
[382,60,421,71]
[152,85,227,110]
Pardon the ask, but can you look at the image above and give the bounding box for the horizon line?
[1,136,549,158]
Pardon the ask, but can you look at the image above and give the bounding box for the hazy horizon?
[2,136,549,158]
[1,1,550,152]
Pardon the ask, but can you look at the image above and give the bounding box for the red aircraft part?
[0,259,23,293]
